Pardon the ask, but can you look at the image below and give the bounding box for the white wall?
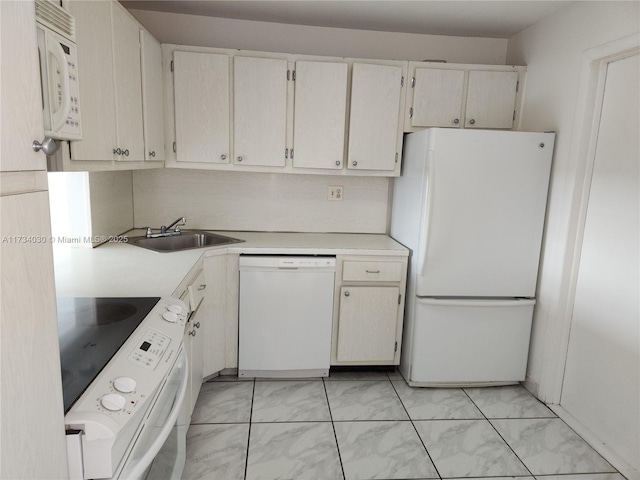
[132,169,389,233]
[128,9,508,65]
[506,0,640,474]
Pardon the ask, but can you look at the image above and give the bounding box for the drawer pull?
[198,284,206,291]
[194,322,201,329]
[366,270,380,274]
[344,291,350,297]
[189,330,196,337]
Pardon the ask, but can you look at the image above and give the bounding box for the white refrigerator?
[391,128,555,386]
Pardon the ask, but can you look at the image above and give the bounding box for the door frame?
[537,33,640,404]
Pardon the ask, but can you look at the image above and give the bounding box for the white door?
[411,68,465,128]
[111,3,144,161]
[561,52,639,469]
[416,129,554,297]
[465,71,518,129]
[293,61,348,170]
[140,30,165,161]
[347,63,402,171]
[233,56,287,167]
[174,51,230,164]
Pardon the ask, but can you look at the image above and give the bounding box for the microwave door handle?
[47,38,71,132]
[122,350,189,479]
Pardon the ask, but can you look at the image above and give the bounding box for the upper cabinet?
[405,62,524,132]
[165,46,408,176]
[347,63,404,173]
[173,51,230,165]
[292,61,348,170]
[59,0,161,171]
[140,30,165,162]
[233,56,288,168]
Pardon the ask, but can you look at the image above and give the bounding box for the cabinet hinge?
[516,80,519,92]
[394,341,398,352]
[292,70,296,81]
[170,60,174,72]
[285,148,289,159]
[398,294,402,305]
[395,152,398,163]
[401,76,404,87]
[172,141,176,153]
[409,107,414,118]
[291,149,294,159]
[513,110,516,121]
[287,70,290,81]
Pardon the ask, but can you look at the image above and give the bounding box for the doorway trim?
[537,33,640,404]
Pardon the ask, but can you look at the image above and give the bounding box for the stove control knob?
[168,304,183,315]
[162,311,177,323]
[113,376,136,394]
[100,393,126,412]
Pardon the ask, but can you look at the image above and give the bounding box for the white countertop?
[53,231,408,298]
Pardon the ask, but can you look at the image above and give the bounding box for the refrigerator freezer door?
[415,129,554,297]
[407,297,535,386]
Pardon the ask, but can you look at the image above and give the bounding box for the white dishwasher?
[238,256,336,378]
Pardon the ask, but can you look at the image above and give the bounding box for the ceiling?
[120,1,577,39]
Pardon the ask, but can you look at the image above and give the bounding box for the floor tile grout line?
[243,379,256,480]
[461,388,535,477]
[388,379,443,480]
[322,377,347,480]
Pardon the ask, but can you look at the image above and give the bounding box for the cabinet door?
[203,255,227,377]
[347,63,402,172]
[412,68,465,128]
[140,30,164,162]
[465,71,518,129]
[1,1,46,172]
[174,51,230,164]
[293,61,348,170]
[68,0,117,161]
[233,56,287,167]
[337,286,400,362]
[111,3,144,161]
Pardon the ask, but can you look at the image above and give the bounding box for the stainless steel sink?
[130,231,244,252]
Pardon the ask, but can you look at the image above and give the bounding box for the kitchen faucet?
[146,217,187,238]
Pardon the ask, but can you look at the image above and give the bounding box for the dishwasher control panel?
[278,258,335,268]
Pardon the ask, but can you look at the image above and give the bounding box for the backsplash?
[132,169,389,233]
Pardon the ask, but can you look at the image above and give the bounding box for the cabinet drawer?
[342,261,403,282]
[187,269,207,311]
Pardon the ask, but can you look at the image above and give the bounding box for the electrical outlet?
[328,186,344,201]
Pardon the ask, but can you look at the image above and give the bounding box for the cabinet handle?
[366,270,380,274]
[189,330,196,337]
[237,156,243,162]
[469,119,476,125]
[123,149,129,156]
[352,161,358,167]
[335,160,341,166]
[453,118,460,125]
[194,322,201,329]
[198,284,206,291]
[220,154,227,160]
[32,138,59,155]
[344,291,350,297]
[149,151,156,157]
[113,148,122,155]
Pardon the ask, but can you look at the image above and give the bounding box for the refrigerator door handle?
[418,151,436,277]
[417,298,536,307]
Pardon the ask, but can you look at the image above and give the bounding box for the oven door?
[114,346,189,480]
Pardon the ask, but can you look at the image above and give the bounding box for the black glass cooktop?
[57,297,160,413]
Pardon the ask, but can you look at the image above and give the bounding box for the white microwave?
[36,0,82,140]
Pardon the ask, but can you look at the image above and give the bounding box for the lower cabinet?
[180,267,207,416]
[331,255,408,365]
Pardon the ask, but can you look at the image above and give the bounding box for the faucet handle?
[146,227,153,237]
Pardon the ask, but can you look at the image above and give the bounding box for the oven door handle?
[122,349,189,479]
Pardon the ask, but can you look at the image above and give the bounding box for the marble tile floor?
[182,371,624,480]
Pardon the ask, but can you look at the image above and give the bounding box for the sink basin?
[130,231,244,252]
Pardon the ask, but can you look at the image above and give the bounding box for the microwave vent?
[35,0,76,42]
